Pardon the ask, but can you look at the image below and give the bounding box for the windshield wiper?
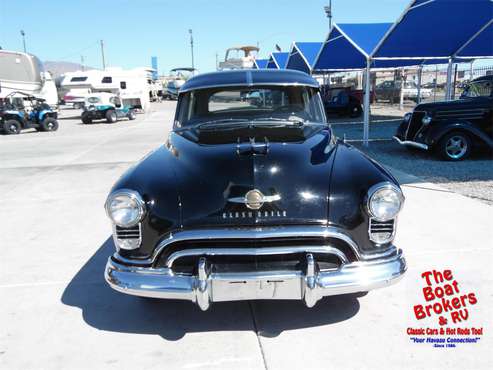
[251,117,306,126]
[194,118,251,130]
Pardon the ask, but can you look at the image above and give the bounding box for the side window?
[120,81,127,89]
[102,76,112,83]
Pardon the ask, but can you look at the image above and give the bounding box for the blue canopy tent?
[253,59,269,69]
[285,42,323,74]
[267,52,289,69]
[373,0,493,97]
[367,0,493,145]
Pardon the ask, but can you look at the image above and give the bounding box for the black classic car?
[104,69,406,310]
[394,75,493,161]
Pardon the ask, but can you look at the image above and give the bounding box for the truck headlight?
[367,183,404,221]
[105,190,145,227]
[422,114,432,125]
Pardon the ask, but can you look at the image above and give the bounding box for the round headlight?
[422,114,432,125]
[367,183,404,221]
[403,112,412,122]
[105,190,145,227]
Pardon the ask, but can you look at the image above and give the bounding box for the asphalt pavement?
[0,102,491,370]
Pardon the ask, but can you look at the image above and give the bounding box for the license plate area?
[210,272,303,302]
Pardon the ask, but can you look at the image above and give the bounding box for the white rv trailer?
[0,50,58,108]
[61,67,154,111]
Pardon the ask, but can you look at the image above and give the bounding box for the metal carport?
[253,59,269,69]
[267,52,289,69]
[285,42,323,74]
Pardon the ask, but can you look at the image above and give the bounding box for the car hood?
[166,127,337,227]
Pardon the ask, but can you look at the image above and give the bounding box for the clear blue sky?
[0,0,410,73]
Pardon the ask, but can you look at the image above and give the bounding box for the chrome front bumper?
[105,250,406,310]
[393,136,429,150]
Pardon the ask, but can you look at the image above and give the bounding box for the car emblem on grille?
[228,189,281,210]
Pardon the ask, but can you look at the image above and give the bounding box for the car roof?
[179,69,319,94]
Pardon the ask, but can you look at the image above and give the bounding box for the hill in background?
[44,61,98,78]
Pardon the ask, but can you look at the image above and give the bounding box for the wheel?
[81,112,92,124]
[73,102,82,109]
[437,131,472,161]
[105,110,117,123]
[40,117,59,132]
[3,120,21,134]
[349,105,362,118]
[127,109,136,120]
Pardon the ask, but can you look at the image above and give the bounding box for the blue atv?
[0,92,59,135]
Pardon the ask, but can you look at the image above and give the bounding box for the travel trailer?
[218,46,259,70]
[0,50,58,108]
[61,67,155,111]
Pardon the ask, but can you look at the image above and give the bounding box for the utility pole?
[189,29,195,69]
[324,0,333,30]
[100,40,106,70]
[20,30,26,53]
[215,52,218,70]
[80,55,85,71]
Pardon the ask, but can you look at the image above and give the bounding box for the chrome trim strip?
[228,194,281,204]
[165,245,349,268]
[393,136,429,150]
[112,225,398,267]
[179,81,319,94]
[105,249,407,310]
[112,223,142,251]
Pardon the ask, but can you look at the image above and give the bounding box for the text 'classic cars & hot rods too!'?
[104,70,407,310]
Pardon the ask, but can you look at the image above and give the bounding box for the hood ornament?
[228,189,281,210]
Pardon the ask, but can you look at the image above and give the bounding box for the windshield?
[462,80,493,98]
[87,97,101,104]
[175,86,326,127]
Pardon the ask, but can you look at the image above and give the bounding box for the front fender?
[109,145,182,259]
[426,121,493,148]
[328,143,400,255]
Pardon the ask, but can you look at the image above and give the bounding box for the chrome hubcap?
[445,136,467,159]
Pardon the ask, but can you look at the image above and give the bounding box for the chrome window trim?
[165,245,349,268]
[179,82,320,94]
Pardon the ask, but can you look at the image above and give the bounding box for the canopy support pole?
[445,58,454,100]
[416,65,423,104]
[363,59,371,146]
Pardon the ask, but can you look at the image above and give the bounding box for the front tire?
[105,110,117,123]
[127,109,136,120]
[40,117,59,132]
[349,105,362,118]
[81,112,92,124]
[3,120,21,134]
[437,131,472,161]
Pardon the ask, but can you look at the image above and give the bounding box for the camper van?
[61,67,154,111]
[0,50,58,108]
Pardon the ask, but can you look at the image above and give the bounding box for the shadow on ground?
[61,237,361,341]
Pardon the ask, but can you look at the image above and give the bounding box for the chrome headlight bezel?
[422,114,432,125]
[403,112,412,122]
[366,182,404,222]
[105,189,146,228]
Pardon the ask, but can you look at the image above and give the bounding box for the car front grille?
[369,219,395,244]
[404,111,425,140]
[153,235,358,273]
[113,224,142,250]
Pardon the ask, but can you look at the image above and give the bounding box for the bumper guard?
[105,250,406,310]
